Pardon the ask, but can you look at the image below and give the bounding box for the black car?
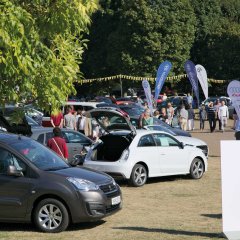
[0,107,43,136]
[119,104,145,117]
[0,133,121,232]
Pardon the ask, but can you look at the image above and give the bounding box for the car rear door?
[135,134,160,176]
[62,131,92,161]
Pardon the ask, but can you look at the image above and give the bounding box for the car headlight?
[67,177,99,191]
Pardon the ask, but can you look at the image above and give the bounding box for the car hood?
[174,136,207,146]
[53,166,113,185]
[85,109,136,135]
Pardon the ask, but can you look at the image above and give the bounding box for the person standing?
[47,127,68,160]
[187,93,193,105]
[141,109,154,127]
[218,100,229,132]
[153,110,161,119]
[179,105,188,131]
[160,107,168,122]
[162,93,167,101]
[50,108,63,128]
[77,109,86,134]
[207,102,216,133]
[166,103,174,125]
[232,108,237,130]
[187,104,195,131]
[64,106,76,130]
[214,99,222,130]
[199,104,207,131]
[136,96,143,106]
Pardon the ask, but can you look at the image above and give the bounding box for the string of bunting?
[78,74,227,84]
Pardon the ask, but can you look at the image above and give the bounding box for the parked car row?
[0,106,209,233]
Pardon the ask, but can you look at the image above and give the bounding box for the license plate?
[111,196,121,205]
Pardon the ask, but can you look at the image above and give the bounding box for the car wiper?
[44,166,70,171]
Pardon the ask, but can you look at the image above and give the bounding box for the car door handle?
[160,153,166,155]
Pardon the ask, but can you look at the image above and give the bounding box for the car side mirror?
[7,165,23,177]
[69,154,85,166]
[179,142,185,149]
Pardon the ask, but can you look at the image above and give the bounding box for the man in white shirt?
[77,109,86,134]
[179,105,188,131]
[218,101,229,132]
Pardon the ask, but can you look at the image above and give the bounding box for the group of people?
[140,96,232,134]
[202,99,229,133]
[47,106,97,161]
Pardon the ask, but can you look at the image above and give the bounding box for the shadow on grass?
[0,220,105,232]
[113,226,225,238]
[201,214,222,219]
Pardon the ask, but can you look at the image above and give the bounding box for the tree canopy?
[82,0,240,83]
[0,0,98,109]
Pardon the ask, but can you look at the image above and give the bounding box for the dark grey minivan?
[0,133,121,233]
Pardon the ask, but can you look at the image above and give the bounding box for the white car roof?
[136,129,172,137]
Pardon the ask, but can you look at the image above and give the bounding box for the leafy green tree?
[0,0,98,109]
[190,0,240,80]
[83,0,196,79]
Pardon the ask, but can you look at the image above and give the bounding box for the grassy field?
[0,120,235,240]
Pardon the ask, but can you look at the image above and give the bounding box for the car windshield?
[152,118,172,128]
[11,139,69,171]
[147,125,177,136]
[25,115,40,126]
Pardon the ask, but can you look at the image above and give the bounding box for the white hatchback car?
[83,109,208,187]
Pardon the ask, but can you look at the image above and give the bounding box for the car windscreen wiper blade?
[44,166,70,171]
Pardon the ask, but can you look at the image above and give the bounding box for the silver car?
[31,128,93,163]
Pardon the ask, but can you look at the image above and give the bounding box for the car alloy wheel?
[38,204,62,230]
[34,198,69,233]
[130,164,147,187]
[190,158,204,179]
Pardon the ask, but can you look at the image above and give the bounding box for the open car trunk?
[91,134,132,162]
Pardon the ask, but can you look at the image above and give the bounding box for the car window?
[130,119,138,128]
[153,134,179,147]
[0,147,27,175]
[138,134,156,147]
[11,139,69,170]
[63,131,90,144]
[37,133,45,144]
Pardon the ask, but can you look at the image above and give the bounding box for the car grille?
[99,182,117,194]
[106,203,121,214]
[197,145,208,156]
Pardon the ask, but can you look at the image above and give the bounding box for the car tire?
[33,198,69,233]
[129,164,147,187]
[190,158,205,179]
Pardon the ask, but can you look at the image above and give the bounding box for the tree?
[0,0,98,109]
[82,0,196,78]
[190,0,240,80]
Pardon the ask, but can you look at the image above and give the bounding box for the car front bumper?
[70,183,122,223]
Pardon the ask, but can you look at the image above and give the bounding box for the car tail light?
[120,149,129,161]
